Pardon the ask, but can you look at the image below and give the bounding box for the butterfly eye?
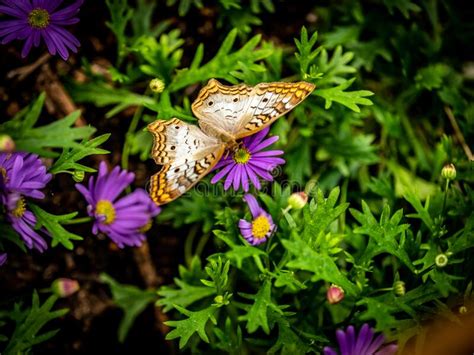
[233,97,239,102]
[208,101,214,106]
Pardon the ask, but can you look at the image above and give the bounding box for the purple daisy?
[238,194,275,246]
[0,152,52,200]
[324,324,398,355]
[75,161,161,248]
[5,192,49,252]
[0,253,7,266]
[211,127,285,192]
[0,0,83,60]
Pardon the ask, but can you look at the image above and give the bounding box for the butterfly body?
[148,79,315,205]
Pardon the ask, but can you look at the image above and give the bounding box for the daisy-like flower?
[211,127,285,192]
[75,162,161,248]
[0,0,83,60]
[0,152,51,252]
[238,194,275,246]
[0,152,52,200]
[5,192,49,252]
[0,253,7,266]
[324,324,398,355]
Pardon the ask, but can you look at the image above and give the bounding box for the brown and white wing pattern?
[191,79,315,139]
[147,118,225,205]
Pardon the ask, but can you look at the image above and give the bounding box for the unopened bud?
[435,253,448,268]
[214,295,224,304]
[149,78,165,93]
[441,163,456,180]
[393,281,406,296]
[327,285,345,304]
[51,278,80,298]
[459,306,468,314]
[72,170,85,182]
[288,192,308,210]
[0,135,15,153]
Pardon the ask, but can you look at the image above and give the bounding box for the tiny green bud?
[435,253,448,268]
[214,295,224,304]
[393,280,406,296]
[441,163,456,180]
[287,192,308,210]
[72,170,85,182]
[51,278,80,298]
[459,306,468,314]
[0,134,15,153]
[149,78,165,93]
[326,284,344,304]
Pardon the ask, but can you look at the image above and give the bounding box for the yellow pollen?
[12,196,26,218]
[139,219,153,233]
[28,8,50,29]
[96,200,116,225]
[233,147,251,164]
[252,215,271,239]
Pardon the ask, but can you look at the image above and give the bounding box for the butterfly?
[147,79,315,205]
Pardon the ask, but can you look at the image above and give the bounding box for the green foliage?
[1,291,68,355]
[101,274,157,343]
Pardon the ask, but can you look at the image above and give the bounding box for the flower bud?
[435,253,448,268]
[0,135,15,153]
[327,285,345,304]
[288,192,308,210]
[149,78,165,93]
[51,278,80,298]
[459,306,468,314]
[214,295,224,304]
[72,170,85,182]
[393,281,406,296]
[441,163,456,180]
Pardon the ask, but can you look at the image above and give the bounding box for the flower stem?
[184,225,199,268]
[441,178,450,217]
[61,216,93,225]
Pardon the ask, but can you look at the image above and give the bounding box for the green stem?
[61,216,93,225]
[339,178,348,233]
[195,232,210,258]
[441,179,450,217]
[184,225,199,268]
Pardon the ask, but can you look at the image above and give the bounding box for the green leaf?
[105,0,134,62]
[157,279,216,312]
[294,27,321,78]
[49,134,110,175]
[268,319,309,354]
[100,274,157,343]
[29,204,83,250]
[315,78,374,112]
[165,305,217,348]
[4,291,68,355]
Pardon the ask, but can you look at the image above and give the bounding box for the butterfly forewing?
[191,79,315,139]
[147,118,225,205]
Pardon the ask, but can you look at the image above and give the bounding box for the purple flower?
[0,152,52,200]
[0,152,51,252]
[0,253,7,266]
[211,127,285,192]
[0,0,83,60]
[324,324,398,355]
[75,162,161,248]
[238,194,275,245]
[5,192,49,252]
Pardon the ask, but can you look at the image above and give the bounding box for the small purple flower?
[211,127,285,192]
[0,253,7,266]
[75,162,161,248]
[0,0,83,60]
[238,194,275,245]
[324,324,398,355]
[5,192,49,252]
[0,152,51,252]
[0,152,52,200]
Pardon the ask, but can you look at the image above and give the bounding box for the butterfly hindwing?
[191,79,315,139]
[147,118,225,205]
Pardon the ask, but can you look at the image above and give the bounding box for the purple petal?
[323,347,338,355]
[251,135,280,152]
[243,194,262,219]
[336,329,349,355]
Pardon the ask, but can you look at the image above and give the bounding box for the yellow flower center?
[12,196,26,218]
[96,200,116,225]
[139,219,153,233]
[28,8,50,29]
[233,147,251,164]
[252,215,271,239]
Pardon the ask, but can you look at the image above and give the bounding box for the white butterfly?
[148,79,315,205]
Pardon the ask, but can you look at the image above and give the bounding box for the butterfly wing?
[191,79,315,139]
[147,118,225,205]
